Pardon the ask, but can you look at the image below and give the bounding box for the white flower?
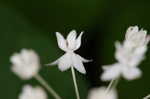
[19,85,47,99]
[87,87,117,99]
[10,49,40,80]
[101,26,150,81]
[47,30,91,74]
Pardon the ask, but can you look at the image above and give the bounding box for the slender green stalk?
[113,78,120,88]
[105,79,115,93]
[143,94,150,99]
[34,74,62,99]
[105,78,120,93]
[71,66,80,99]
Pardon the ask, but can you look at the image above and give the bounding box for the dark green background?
[0,0,150,99]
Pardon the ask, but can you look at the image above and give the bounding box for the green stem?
[105,79,115,93]
[105,78,120,93]
[143,94,150,99]
[35,74,62,99]
[71,66,80,99]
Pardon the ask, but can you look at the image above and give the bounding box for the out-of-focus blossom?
[19,85,47,99]
[101,26,150,81]
[47,30,91,74]
[87,87,117,99]
[10,49,40,80]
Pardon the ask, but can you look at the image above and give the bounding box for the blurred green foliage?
[0,0,150,99]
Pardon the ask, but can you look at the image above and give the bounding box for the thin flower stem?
[113,78,120,88]
[71,66,80,99]
[105,79,115,93]
[143,94,150,99]
[34,74,62,99]
[105,78,120,93]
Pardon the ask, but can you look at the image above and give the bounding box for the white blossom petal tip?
[19,85,47,99]
[77,54,92,63]
[56,32,67,51]
[10,49,40,80]
[88,87,118,99]
[75,31,84,50]
[45,59,58,66]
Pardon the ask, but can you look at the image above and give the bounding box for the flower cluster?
[10,26,150,99]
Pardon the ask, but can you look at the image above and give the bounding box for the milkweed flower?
[19,85,47,99]
[101,26,150,81]
[47,30,91,74]
[87,87,117,99]
[10,49,40,80]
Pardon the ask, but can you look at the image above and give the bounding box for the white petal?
[115,41,122,50]
[21,49,31,62]
[46,59,58,66]
[67,30,77,50]
[122,67,142,80]
[101,63,121,81]
[145,35,150,44]
[126,26,139,40]
[11,64,28,80]
[115,41,123,61]
[135,30,147,46]
[129,46,147,67]
[76,54,92,63]
[72,53,86,74]
[56,32,68,51]
[10,53,22,65]
[74,32,84,50]
[21,49,40,64]
[58,53,72,71]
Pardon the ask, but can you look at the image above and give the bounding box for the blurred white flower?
[10,49,40,80]
[87,87,117,99]
[47,30,91,74]
[19,85,47,99]
[101,26,150,81]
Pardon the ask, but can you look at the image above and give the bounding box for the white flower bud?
[88,87,117,99]
[19,85,47,99]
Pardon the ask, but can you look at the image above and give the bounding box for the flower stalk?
[71,66,80,99]
[105,79,115,93]
[106,78,120,93]
[34,74,62,99]
[143,94,150,99]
